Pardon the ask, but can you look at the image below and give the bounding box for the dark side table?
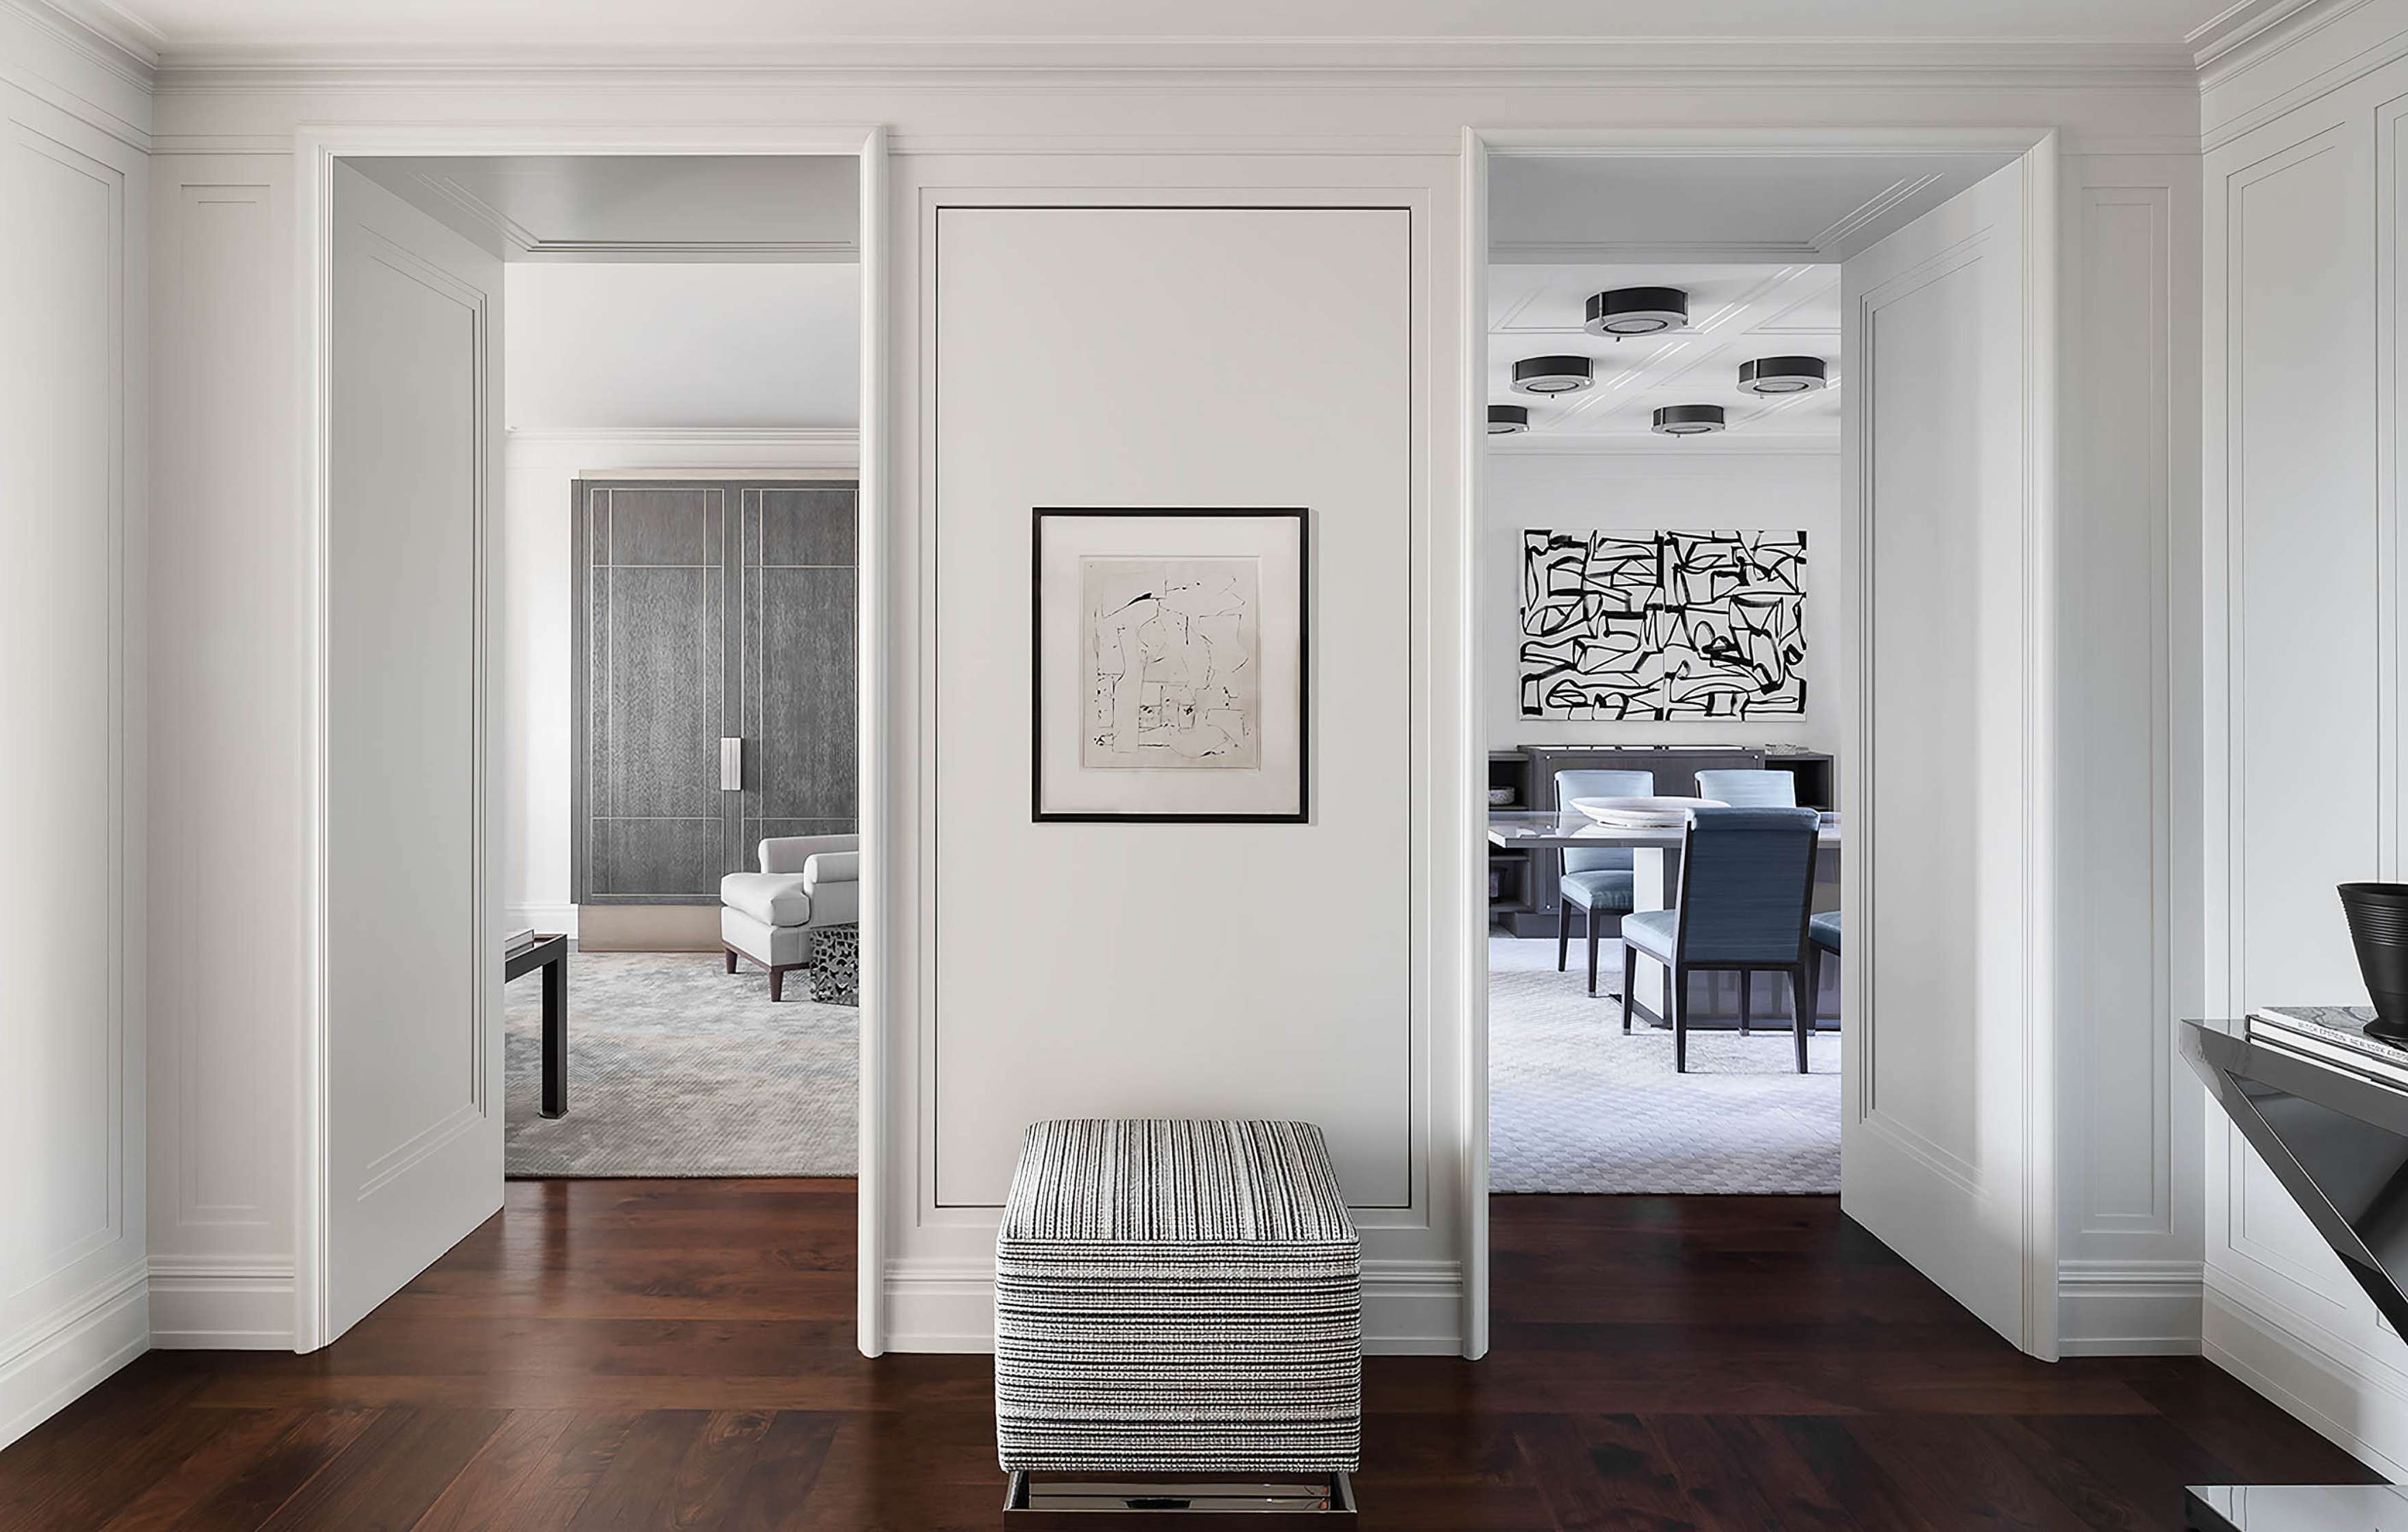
[507,935,570,1118]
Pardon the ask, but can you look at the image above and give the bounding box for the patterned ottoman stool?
[995,1119,1360,1520]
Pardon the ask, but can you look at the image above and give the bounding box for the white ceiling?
[1490,263,1840,448]
[91,0,2244,62]
[1490,152,2017,265]
[349,155,857,262]
[506,263,859,429]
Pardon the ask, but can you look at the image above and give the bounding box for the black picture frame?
[1031,507,1310,823]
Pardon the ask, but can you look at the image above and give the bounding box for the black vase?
[2340,883,2408,1042]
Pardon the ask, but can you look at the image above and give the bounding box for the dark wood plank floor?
[0,1180,2378,1530]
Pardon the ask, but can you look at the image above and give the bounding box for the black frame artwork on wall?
[1031,507,1310,823]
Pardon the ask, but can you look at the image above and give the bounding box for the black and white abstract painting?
[1519,529,1807,720]
[1080,556,1262,770]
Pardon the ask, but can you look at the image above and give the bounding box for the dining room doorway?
[1472,136,2058,1354]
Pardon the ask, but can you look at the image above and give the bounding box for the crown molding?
[6,0,157,84]
[2189,0,2334,70]
[146,34,2199,91]
[2193,0,2385,89]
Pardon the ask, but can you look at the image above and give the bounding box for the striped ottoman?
[995,1119,1362,1476]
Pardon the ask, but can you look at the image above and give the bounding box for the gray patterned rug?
[503,949,856,1177]
[1488,936,1840,1194]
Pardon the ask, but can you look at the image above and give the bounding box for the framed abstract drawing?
[1031,507,1309,823]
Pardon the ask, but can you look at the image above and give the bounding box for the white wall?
[1484,448,1842,754]
[137,60,2199,1364]
[888,185,1474,1353]
[505,262,859,430]
[1,1,151,1448]
[498,262,860,931]
[2199,0,2408,1475]
[146,150,301,1352]
[2054,150,2204,1358]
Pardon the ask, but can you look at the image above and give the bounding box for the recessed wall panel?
[932,206,1413,1209]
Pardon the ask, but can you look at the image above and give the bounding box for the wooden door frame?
[293,124,893,1355]
[1458,124,2062,1360]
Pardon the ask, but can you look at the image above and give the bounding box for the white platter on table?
[1568,795,1725,828]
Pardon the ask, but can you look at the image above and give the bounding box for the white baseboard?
[882,1257,1467,1356]
[507,903,579,938]
[148,1258,297,1350]
[2057,1258,2203,1356]
[2203,1280,2408,1479]
[0,1264,150,1453]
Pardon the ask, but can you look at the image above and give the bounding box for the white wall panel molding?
[2208,1279,2408,1479]
[2,70,149,1450]
[2058,1259,2205,1356]
[2198,36,2408,1473]
[147,152,301,1363]
[2201,0,2408,146]
[2052,152,2203,1358]
[0,1262,147,1452]
[146,1258,296,1349]
[885,155,1473,1356]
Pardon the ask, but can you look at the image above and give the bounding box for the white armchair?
[720,834,860,1001]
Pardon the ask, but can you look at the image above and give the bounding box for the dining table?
[1487,808,1842,1029]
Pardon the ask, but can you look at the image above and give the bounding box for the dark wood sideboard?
[1487,745,1837,939]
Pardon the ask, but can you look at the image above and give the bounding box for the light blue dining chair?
[1619,806,1822,1073]
[1554,768,1654,995]
[1694,768,1797,806]
[1807,910,1841,1029]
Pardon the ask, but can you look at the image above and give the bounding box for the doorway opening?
[1475,140,2052,1350]
[309,142,880,1347]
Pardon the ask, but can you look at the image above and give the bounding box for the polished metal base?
[1002,1472,1356,1525]
[2186,1483,2408,1529]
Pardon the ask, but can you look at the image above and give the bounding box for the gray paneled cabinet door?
[573,478,859,903]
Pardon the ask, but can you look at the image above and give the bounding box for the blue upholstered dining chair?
[1694,768,1797,807]
[1553,768,1654,996]
[1806,910,1841,1031]
[1619,806,1822,1073]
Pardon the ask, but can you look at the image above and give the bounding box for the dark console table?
[2180,1009,2408,1527]
[507,934,570,1118]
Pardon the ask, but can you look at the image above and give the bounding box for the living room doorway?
[302,133,888,1351]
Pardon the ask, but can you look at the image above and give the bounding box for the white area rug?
[1488,935,1840,1194]
[503,949,856,1177]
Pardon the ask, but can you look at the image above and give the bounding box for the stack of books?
[2248,1005,2408,1087]
[503,927,538,958]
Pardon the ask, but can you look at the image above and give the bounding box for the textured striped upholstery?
[1809,910,1842,953]
[1554,769,1653,877]
[1672,806,1821,964]
[1694,768,1797,807]
[995,1120,1361,1475]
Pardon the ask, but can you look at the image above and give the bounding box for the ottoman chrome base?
[1002,1471,1356,1526]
